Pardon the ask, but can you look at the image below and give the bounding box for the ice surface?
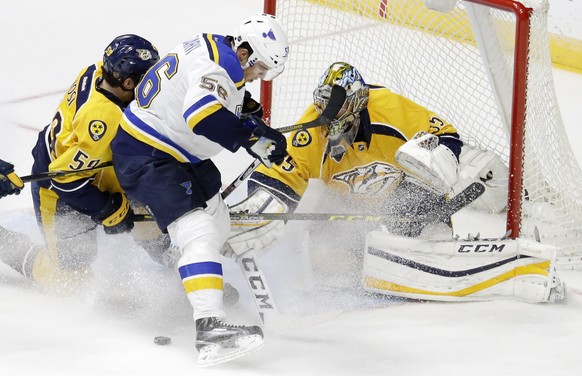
[1,1,581,375]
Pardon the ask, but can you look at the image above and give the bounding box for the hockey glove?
[92,192,135,234]
[223,188,287,258]
[240,91,263,119]
[453,145,508,213]
[0,160,24,197]
[242,115,287,168]
[396,132,459,193]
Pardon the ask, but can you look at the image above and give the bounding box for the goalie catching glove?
[453,145,509,213]
[223,188,287,258]
[396,131,459,193]
[242,115,287,168]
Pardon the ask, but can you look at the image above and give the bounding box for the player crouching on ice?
[226,62,565,304]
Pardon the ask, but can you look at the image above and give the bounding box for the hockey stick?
[274,85,347,133]
[228,181,485,223]
[235,248,278,325]
[221,159,262,200]
[20,161,113,184]
[134,182,485,224]
[234,246,342,329]
[220,85,347,200]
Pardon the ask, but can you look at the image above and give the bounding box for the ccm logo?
[240,256,275,310]
[458,243,506,253]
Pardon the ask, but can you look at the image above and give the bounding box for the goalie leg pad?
[362,231,565,303]
[225,188,287,258]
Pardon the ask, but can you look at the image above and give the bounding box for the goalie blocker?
[362,231,565,303]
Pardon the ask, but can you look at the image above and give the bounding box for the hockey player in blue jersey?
[110,14,289,365]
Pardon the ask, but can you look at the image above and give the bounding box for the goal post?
[261,0,582,267]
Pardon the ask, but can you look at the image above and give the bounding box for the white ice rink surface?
[1,1,582,375]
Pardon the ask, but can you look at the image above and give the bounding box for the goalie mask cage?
[261,0,582,267]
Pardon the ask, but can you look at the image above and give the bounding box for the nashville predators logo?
[332,162,403,195]
[136,48,155,61]
[89,120,107,141]
[292,130,311,147]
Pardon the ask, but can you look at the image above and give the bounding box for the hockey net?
[262,0,582,267]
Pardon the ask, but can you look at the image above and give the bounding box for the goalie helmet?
[234,14,289,81]
[103,34,159,86]
[313,62,369,159]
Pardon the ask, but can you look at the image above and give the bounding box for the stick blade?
[321,85,347,120]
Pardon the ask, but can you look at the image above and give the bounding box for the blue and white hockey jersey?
[118,33,253,163]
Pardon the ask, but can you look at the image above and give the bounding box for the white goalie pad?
[362,231,565,303]
[225,188,287,258]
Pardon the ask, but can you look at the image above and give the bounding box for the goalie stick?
[232,246,343,329]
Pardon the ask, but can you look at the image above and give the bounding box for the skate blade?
[197,335,264,367]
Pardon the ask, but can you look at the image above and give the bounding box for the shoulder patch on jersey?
[292,130,312,147]
[89,120,107,141]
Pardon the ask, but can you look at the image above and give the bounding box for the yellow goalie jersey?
[31,62,126,216]
[248,85,462,209]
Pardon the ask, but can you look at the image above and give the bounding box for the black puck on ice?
[154,336,172,346]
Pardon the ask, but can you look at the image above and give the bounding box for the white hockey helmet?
[234,13,289,81]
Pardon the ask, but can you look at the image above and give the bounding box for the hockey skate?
[195,317,264,367]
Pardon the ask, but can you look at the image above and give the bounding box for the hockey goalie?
[227,62,565,304]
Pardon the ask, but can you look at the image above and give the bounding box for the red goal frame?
[261,0,533,239]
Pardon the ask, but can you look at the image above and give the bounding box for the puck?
[154,336,172,346]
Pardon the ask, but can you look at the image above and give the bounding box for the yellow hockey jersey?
[31,62,127,216]
[48,62,124,189]
[249,85,462,209]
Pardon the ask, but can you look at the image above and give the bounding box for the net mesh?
[268,0,582,266]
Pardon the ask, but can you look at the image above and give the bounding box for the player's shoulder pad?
[202,33,244,89]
